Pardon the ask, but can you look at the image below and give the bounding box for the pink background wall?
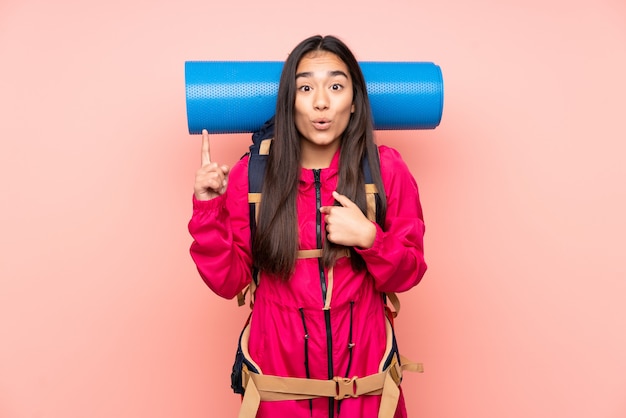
[1,0,625,417]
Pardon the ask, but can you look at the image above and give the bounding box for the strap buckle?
[334,376,358,400]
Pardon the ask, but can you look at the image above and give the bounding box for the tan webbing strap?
[248,193,262,203]
[237,250,350,307]
[239,188,263,307]
[379,371,400,418]
[385,292,401,318]
[323,267,334,310]
[238,372,261,418]
[237,285,249,307]
[399,355,424,374]
[380,358,423,417]
[237,281,257,308]
[248,192,262,228]
[297,249,323,259]
[259,138,272,155]
[243,368,387,401]
[248,192,262,203]
[365,183,378,222]
[238,354,422,418]
[248,279,257,309]
[377,356,424,418]
[296,248,352,260]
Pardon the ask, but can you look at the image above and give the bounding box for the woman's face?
[294,51,355,159]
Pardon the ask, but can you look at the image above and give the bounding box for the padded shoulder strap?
[363,149,401,319]
[248,116,275,200]
[247,116,275,253]
[361,148,381,223]
[237,118,275,307]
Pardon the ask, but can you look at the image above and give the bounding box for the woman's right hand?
[194,129,230,201]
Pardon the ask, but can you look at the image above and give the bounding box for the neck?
[300,140,340,169]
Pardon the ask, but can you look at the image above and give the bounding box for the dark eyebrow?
[295,71,313,79]
[328,70,349,79]
[295,70,349,79]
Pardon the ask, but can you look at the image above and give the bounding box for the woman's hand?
[194,129,230,201]
[320,191,376,249]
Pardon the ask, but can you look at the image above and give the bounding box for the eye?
[298,85,311,92]
[331,84,344,91]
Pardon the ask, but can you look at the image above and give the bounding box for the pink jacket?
[189,145,427,418]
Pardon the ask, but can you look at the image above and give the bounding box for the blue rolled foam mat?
[185,61,443,134]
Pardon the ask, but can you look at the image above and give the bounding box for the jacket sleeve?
[355,146,427,293]
[188,156,253,299]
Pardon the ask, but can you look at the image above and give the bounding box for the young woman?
[189,35,427,418]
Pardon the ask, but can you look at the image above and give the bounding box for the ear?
[351,103,355,113]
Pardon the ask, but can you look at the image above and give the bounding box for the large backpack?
[229,118,420,418]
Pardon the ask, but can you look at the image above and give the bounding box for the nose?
[313,89,329,111]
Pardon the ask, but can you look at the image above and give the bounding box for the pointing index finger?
[332,191,353,207]
[201,129,211,166]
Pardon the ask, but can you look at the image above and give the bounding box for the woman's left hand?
[320,191,376,249]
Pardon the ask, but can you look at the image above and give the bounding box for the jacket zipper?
[299,308,313,415]
[314,169,327,301]
[345,301,355,377]
[314,168,335,418]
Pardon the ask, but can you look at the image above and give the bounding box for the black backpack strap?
[237,117,275,307]
[247,116,275,250]
[361,148,381,223]
[362,149,399,318]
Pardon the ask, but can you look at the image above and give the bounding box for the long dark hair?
[252,35,387,279]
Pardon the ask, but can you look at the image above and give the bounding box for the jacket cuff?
[355,222,383,255]
[192,193,227,212]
